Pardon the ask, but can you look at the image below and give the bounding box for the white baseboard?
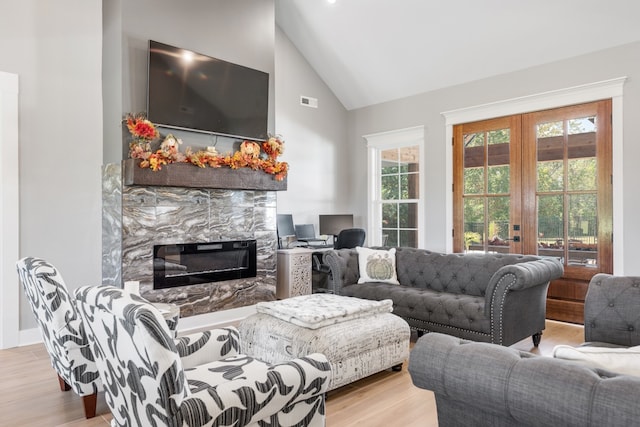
[19,328,43,347]
[17,304,258,347]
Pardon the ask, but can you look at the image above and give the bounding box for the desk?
[276,248,313,298]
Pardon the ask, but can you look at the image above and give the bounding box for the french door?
[453,100,612,323]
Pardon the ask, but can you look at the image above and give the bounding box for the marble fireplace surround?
[102,162,284,318]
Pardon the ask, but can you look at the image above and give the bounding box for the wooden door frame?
[522,100,613,278]
[453,116,522,254]
[443,77,626,274]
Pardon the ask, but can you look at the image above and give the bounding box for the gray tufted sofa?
[408,273,640,427]
[409,332,640,427]
[323,248,564,346]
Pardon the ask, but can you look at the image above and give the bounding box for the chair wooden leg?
[58,374,71,392]
[82,392,98,419]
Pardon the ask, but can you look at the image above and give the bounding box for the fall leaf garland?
[123,113,288,180]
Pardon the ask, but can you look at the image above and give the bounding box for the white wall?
[0,0,104,331]
[274,26,354,231]
[348,41,640,272]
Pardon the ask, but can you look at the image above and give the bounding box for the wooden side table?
[276,248,313,299]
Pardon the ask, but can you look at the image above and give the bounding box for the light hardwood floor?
[0,320,583,427]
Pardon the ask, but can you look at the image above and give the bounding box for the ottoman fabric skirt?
[239,311,410,390]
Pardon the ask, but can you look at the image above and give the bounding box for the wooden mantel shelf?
[122,159,287,191]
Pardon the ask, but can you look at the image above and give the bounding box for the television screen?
[319,214,354,236]
[147,40,269,141]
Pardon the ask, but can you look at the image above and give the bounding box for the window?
[365,127,423,247]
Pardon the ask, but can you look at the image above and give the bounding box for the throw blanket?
[256,294,393,330]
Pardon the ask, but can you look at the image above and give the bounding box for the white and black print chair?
[16,257,102,418]
[75,285,332,427]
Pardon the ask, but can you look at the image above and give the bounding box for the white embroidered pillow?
[356,246,399,285]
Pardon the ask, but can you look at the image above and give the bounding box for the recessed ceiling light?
[327,0,336,4]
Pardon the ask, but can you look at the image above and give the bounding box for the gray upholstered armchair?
[583,273,640,347]
[75,285,332,427]
[16,257,101,418]
[408,273,640,427]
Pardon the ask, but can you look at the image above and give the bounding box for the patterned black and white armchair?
[16,257,101,418]
[75,285,332,427]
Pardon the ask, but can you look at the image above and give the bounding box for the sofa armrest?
[185,353,331,424]
[409,332,640,427]
[323,249,360,294]
[175,326,241,369]
[484,257,564,318]
[585,274,640,346]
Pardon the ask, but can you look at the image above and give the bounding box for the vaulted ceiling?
[276,0,640,110]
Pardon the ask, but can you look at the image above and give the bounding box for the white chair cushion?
[552,344,640,376]
[255,293,393,329]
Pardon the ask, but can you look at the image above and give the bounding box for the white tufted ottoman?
[239,293,410,390]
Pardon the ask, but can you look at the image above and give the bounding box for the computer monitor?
[296,224,325,243]
[295,224,317,240]
[319,214,354,237]
[276,214,296,243]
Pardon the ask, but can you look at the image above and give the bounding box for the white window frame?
[364,126,425,247]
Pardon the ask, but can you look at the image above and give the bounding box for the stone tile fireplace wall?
[102,163,278,317]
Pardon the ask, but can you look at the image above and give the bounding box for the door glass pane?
[537,194,564,261]
[487,165,509,194]
[488,129,510,145]
[537,160,564,192]
[568,158,596,191]
[464,197,484,251]
[488,197,510,252]
[538,121,564,137]
[568,117,596,135]
[464,167,484,194]
[464,132,484,169]
[568,194,597,267]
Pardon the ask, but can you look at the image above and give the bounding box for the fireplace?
[102,162,279,318]
[153,240,257,289]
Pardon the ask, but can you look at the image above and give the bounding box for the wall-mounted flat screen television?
[147,40,269,141]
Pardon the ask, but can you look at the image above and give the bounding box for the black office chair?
[334,228,366,249]
[313,228,366,293]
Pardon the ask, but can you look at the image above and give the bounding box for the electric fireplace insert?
[153,240,257,289]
